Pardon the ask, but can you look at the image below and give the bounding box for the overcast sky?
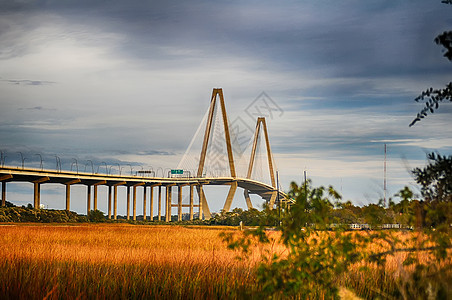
[1,0,451,214]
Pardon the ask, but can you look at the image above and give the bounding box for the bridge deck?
[0,166,287,215]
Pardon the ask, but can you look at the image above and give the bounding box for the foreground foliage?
[222,180,452,299]
[412,152,452,203]
[410,1,451,126]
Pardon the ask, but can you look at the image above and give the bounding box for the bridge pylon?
[196,88,237,219]
[244,117,278,208]
[197,88,236,178]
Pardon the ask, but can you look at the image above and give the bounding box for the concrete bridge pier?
[177,185,183,221]
[143,185,147,221]
[133,183,144,221]
[150,184,160,221]
[108,186,112,219]
[33,177,49,209]
[114,185,118,219]
[93,181,106,211]
[132,186,136,220]
[65,184,70,211]
[244,190,253,210]
[223,182,238,212]
[65,179,80,211]
[195,184,211,220]
[189,184,194,220]
[165,185,174,222]
[158,185,162,221]
[33,183,40,208]
[148,185,153,220]
[86,185,91,215]
[112,182,125,220]
[1,181,5,207]
[198,185,204,220]
[0,175,12,207]
[269,191,278,208]
[93,185,97,211]
[126,186,131,220]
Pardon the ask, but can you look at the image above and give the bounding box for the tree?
[412,152,452,202]
[391,186,416,225]
[410,2,452,126]
[287,179,341,224]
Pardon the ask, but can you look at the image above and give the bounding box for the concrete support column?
[150,186,154,221]
[132,186,137,221]
[126,186,131,220]
[165,185,172,222]
[65,179,80,212]
[0,175,12,207]
[108,186,112,219]
[1,181,5,207]
[244,189,253,210]
[158,186,162,221]
[93,185,98,211]
[198,185,203,220]
[93,181,106,212]
[195,185,211,220]
[177,185,182,221]
[143,185,147,221]
[269,191,278,208]
[66,184,71,211]
[32,177,49,209]
[223,182,238,212]
[33,182,40,209]
[114,185,118,220]
[189,185,194,221]
[87,185,92,215]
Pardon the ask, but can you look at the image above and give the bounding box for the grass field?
[0,224,260,299]
[0,224,450,299]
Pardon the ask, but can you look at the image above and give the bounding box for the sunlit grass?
[0,224,257,299]
[0,224,449,299]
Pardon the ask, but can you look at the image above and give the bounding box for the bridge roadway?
[0,166,286,221]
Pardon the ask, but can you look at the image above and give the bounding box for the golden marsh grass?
[0,224,450,299]
[0,224,257,299]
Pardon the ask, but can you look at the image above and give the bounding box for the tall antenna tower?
[384,143,387,207]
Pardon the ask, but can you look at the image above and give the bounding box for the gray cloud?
[18,106,58,111]
[0,0,451,210]
[5,79,55,86]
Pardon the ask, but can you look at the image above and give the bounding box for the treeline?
[205,183,451,228]
[205,197,452,228]
[2,194,450,227]
[0,206,84,223]
[0,202,106,223]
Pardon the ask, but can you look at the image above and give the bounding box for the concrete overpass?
[0,166,286,221]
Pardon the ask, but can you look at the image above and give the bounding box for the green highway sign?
[171,169,183,175]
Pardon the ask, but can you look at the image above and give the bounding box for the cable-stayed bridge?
[0,88,286,221]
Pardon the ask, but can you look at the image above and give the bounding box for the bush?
[88,210,105,222]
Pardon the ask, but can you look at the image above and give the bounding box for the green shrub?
[88,210,105,222]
